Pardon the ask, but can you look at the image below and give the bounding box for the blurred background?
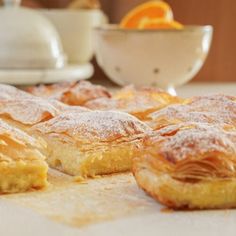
[9,0,236,83]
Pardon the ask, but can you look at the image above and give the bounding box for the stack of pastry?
[1,80,236,211]
[24,82,179,178]
[1,81,173,193]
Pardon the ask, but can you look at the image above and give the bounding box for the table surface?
[0,82,236,236]
[176,82,236,97]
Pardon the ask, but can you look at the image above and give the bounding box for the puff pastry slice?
[133,122,236,209]
[32,110,151,178]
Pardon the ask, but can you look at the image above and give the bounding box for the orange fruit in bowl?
[139,18,183,29]
[120,0,173,29]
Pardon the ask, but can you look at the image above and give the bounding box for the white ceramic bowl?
[94,25,213,91]
[42,9,107,64]
[0,6,66,69]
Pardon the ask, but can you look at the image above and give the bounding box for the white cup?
[42,9,107,64]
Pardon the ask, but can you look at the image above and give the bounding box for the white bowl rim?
[94,24,213,33]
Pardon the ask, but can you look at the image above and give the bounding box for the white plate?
[0,63,94,85]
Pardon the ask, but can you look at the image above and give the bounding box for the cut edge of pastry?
[0,119,48,194]
[43,138,136,177]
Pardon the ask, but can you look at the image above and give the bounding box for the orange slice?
[120,0,173,29]
[139,18,184,29]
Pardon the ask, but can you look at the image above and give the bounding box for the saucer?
[0,63,94,85]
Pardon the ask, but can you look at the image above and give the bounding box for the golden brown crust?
[133,122,236,209]
[85,85,181,121]
[134,166,236,210]
[148,94,236,129]
[26,81,112,106]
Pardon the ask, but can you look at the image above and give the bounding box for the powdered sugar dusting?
[149,94,236,129]
[151,122,236,162]
[189,94,236,112]
[34,111,151,142]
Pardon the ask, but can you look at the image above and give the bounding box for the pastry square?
[0,119,48,194]
[133,122,236,209]
[32,110,151,177]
